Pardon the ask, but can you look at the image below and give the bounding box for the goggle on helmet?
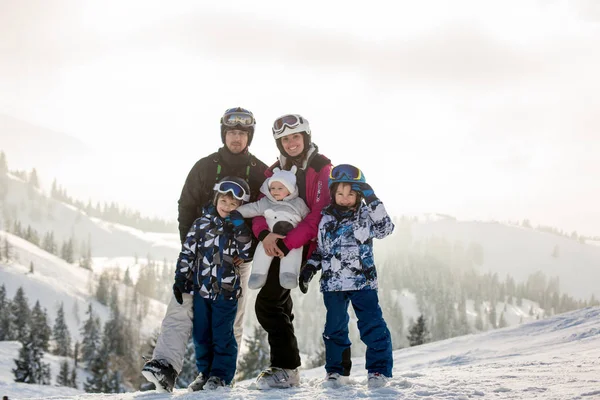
[213,177,251,205]
[328,164,366,188]
[272,114,311,140]
[220,107,255,146]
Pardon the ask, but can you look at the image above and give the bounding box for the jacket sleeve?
[251,193,271,241]
[282,164,331,250]
[177,160,206,244]
[294,198,310,219]
[306,241,323,270]
[174,219,201,284]
[237,198,268,219]
[367,199,395,239]
[232,220,254,261]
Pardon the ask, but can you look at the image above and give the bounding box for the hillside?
[408,219,600,299]
[1,306,598,399]
[1,172,180,260]
[0,231,166,343]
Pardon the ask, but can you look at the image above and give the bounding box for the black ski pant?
[255,257,302,369]
[255,256,352,372]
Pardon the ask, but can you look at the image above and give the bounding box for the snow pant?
[152,261,251,373]
[249,243,303,289]
[323,290,393,377]
[192,292,238,384]
[255,257,302,369]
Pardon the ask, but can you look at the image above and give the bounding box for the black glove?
[173,278,186,305]
[351,182,378,204]
[299,264,318,294]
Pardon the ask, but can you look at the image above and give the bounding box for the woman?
[251,114,351,389]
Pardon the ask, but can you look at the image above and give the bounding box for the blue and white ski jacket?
[306,199,394,292]
[174,205,253,300]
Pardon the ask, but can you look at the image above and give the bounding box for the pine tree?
[498,311,508,328]
[79,235,92,270]
[69,363,78,389]
[60,238,75,263]
[11,287,31,342]
[73,341,80,367]
[457,295,470,336]
[489,303,498,329]
[407,315,429,346]
[52,303,72,356]
[96,272,110,305]
[12,329,52,384]
[307,340,327,368]
[1,235,12,262]
[236,325,270,380]
[42,231,57,255]
[177,339,197,388]
[57,360,70,386]
[123,267,132,286]
[475,305,484,331]
[84,321,126,394]
[80,304,101,366]
[84,331,110,393]
[30,301,51,352]
[0,151,7,175]
[0,284,11,340]
[28,168,40,189]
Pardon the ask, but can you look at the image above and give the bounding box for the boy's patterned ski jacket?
[306,199,394,292]
[175,205,253,300]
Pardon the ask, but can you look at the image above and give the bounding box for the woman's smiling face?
[280,133,304,157]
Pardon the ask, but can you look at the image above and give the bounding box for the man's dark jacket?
[178,147,268,244]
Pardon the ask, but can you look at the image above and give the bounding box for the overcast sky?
[1,0,599,236]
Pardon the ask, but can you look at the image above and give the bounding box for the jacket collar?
[277,143,319,171]
[218,146,251,170]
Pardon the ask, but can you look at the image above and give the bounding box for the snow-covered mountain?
[0,231,167,344]
[1,306,598,399]
[385,217,600,300]
[1,172,180,260]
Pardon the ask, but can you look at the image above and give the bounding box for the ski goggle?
[273,114,303,134]
[213,180,250,202]
[222,108,255,128]
[330,164,363,182]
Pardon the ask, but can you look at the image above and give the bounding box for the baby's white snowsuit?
[236,166,309,289]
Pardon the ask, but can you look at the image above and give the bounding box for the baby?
[236,166,309,289]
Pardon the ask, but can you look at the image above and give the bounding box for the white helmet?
[272,114,311,140]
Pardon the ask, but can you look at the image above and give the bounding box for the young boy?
[299,164,395,389]
[177,176,253,391]
[236,166,309,289]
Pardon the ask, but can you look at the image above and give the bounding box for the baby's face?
[269,182,291,201]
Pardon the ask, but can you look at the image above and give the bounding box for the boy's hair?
[215,192,242,206]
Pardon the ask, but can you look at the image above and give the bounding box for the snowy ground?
[1,306,599,400]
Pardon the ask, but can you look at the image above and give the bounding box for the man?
[142,107,268,392]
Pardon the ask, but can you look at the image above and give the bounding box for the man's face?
[225,129,249,154]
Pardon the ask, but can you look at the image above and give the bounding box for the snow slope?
[1,306,598,399]
[0,231,166,343]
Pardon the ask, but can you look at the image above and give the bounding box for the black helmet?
[212,176,251,205]
[220,107,255,146]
